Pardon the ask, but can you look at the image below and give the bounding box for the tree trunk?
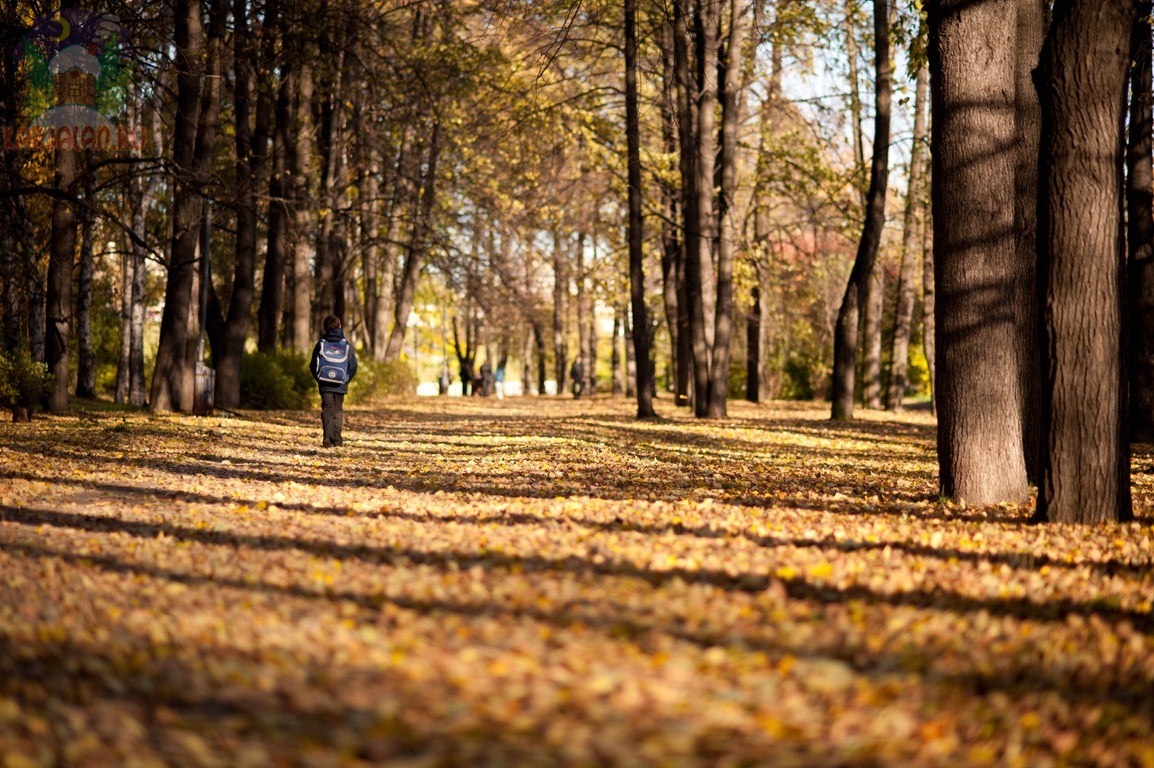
[115,234,132,403]
[552,231,569,394]
[926,0,1027,502]
[861,268,883,408]
[286,60,315,354]
[1036,0,1135,524]
[673,0,699,409]
[75,170,96,399]
[845,0,868,207]
[887,64,929,412]
[922,179,935,415]
[746,284,761,403]
[659,22,687,406]
[258,48,291,353]
[533,322,547,397]
[683,0,719,417]
[215,0,271,408]
[1128,1,1154,442]
[626,0,655,417]
[46,146,80,413]
[830,0,891,421]
[706,0,748,418]
[1015,0,1046,482]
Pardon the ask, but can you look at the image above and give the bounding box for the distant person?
[438,362,451,395]
[480,360,494,397]
[310,315,357,448]
[494,358,506,400]
[460,359,475,396]
[570,355,585,399]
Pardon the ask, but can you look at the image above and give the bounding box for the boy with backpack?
[310,315,358,448]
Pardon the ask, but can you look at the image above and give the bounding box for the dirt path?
[1,397,1152,766]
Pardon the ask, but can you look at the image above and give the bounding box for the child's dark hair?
[323,315,342,332]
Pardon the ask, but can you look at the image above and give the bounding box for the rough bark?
[659,23,688,406]
[673,0,699,408]
[1128,2,1154,441]
[287,58,315,354]
[831,0,891,421]
[926,0,1028,502]
[887,64,928,412]
[1015,0,1046,482]
[75,169,96,399]
[1036,0,1135,523]
[46,144,80,413]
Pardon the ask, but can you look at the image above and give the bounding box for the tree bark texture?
[46,145,80,413]
[287,59,315,354]
[75,171,96,399]
[831,0,891,421]
[927,0,1028,502]
[626,0,656,417]
[1036,0,1136,523]
[1128,2,1154,441]
[1015,0,1047,482]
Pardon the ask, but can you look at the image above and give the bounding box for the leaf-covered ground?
[2,397,1154,767]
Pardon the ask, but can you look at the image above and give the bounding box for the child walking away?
[310,315,358,448]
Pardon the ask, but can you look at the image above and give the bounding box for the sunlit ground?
[2,396,1153,766]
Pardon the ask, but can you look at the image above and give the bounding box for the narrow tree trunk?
[287,61,315,353]
[46,146,80,413]
[75,170,96,399]
[887,64,929,412]
[1128,1,1154,442]
[215,0,270,408]
[1036,0,1135,524]
[258,51,291,352]
[115,234,132,402]
[861,268,883,408]
[687,0,720,417]
[746,284,760,403]
[1015,0,1046,482]
[706,0,748,418]
[659,22,686,405]
[831,0,891,421]
[922,182,935,415]
[385,121,441,361]
[673,0,699,409]
[845,0,867,207]
[627,0,655,418]
[926,0,1027,502]
[552,231,568,393]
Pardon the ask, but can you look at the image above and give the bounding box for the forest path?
[1,397,1153,766]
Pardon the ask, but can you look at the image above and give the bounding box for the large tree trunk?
[672,0,699,409]
[1036,0,1135,524]
[46,146,80,413]
[626,0,655,417]
[926,0,1028,502]
[1128,1,1154,442]
[75,170,96,399]
[1015,0,1046,482]
[886,63,928,412]
[830,0,891,421]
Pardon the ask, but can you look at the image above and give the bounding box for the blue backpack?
[317,339,350,384]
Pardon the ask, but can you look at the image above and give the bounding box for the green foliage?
[0,348,53,413]
[239,351,317,410]
[779,322,829,401]
[347,359,418,404]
